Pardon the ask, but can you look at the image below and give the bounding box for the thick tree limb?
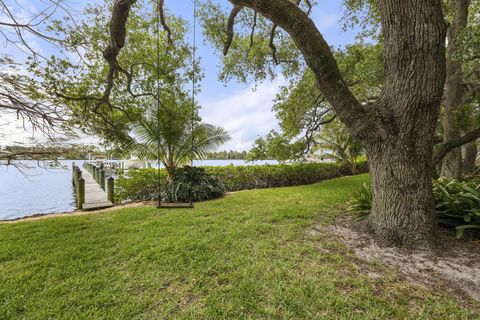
[227,0,368,138]
[224,5,243,55]
[433,127,480,166]
[157,0,173,46]
[96,0,137,111]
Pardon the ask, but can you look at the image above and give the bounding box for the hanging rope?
[155,0,197,208]
[189,0,197,205]
[156,2,162,207]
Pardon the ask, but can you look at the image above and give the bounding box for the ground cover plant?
[1,174,478,319]
[349,178,480,239]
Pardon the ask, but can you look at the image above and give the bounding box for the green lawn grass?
[0,174,477,319]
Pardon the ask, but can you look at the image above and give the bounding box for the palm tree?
[316,121,363,173]
[125,103,230,178]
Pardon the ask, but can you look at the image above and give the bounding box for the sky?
[1,0,359,151]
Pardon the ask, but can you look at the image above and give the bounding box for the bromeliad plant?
[349,178,480,239]
[348,182,373,221]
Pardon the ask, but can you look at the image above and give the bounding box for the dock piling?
[77,177,85,209]
[107,176,114,204]
[100,169,105,190]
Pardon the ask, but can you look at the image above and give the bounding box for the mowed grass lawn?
[0,174,477,319]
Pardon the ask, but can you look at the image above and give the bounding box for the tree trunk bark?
[441,0,469,179]
[463,141,478,174]
[367,140,437,246]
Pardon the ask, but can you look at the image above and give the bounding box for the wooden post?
[107,176,114,204]
[93,166,97,182]
[72,163,76,185]
[75,168,82,186]
[77,177,85,209]
[100,169,105,190]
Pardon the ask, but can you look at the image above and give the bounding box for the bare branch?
[268,24,279,65]
[250,11,257,47]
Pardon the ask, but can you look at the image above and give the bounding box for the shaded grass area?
[0,174,477,319]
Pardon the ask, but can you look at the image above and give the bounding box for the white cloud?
[199,78,285,151]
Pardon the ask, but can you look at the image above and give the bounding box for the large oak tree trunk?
[441,0,469,179]
[362,0,446,246]
[228,0,447,247]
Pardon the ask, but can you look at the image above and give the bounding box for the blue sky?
[2,0,359,151]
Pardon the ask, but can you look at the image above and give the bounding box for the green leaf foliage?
[124,102,230,177]
[433,178,480,239]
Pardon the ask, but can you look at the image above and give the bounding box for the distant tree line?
[2,144,101,160]
[204,150,247,160]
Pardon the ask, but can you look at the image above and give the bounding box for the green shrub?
[115,168,167,203]
[349,178,480,239]
[164,166,225,203]
[204,161,368,192]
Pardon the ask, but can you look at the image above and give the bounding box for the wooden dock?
[79,167,113,210]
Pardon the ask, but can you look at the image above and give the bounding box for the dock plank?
[79,167,113,210]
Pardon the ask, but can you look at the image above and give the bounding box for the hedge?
[204,161,368,191]
[115,161,368,203]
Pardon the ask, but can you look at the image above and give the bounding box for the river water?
[0,160,277,220]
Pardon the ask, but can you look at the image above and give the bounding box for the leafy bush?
[349,178,480,239]
[115,168,166,203]
[164,166,225,203]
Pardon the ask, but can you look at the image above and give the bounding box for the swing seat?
[157,202,194,209]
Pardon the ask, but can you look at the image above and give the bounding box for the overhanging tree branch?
[157,0,173,46]
[227,0,370,139]
[224,5,243,55]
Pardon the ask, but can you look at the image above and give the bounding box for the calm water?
[0,159,277,220]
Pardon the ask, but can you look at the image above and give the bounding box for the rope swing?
[156,0,197,209]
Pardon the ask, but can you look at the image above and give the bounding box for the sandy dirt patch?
[308,217,480,303]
